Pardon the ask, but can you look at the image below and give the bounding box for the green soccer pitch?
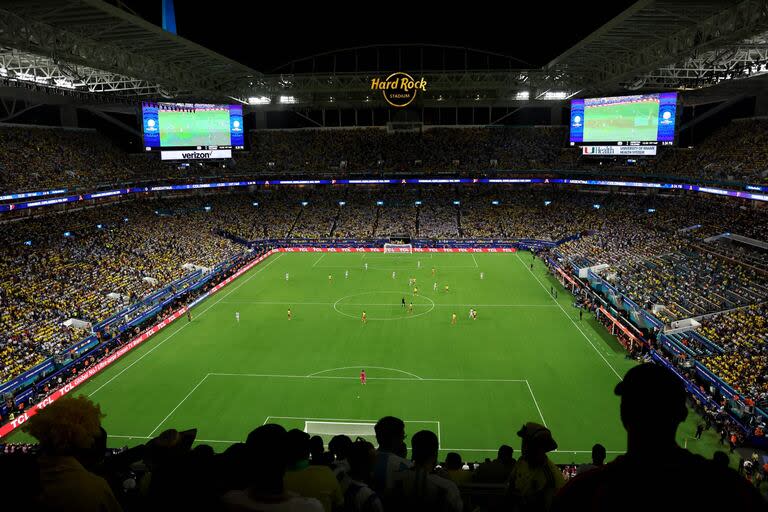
[583,100,659,142]
[5,251,731,464]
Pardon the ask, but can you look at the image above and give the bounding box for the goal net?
[305,421,376,442]
[384,243,413,254]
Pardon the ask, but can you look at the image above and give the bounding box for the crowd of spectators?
[1,364,762,511]
[2,119,768,197]
[1,185,767,390]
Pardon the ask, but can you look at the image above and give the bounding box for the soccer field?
[583,100,659,142]
[7,252,723,463]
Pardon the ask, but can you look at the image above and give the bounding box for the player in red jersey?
[360,369,366,385]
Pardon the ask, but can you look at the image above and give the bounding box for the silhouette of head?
[517,422,557,464]
[309,435,325,461]
[329,435,352,461]
[245,424,288,492]
[591,443,606,465]
[411,430,439,467]
[348,438,376,480]
[498,444,514,463]
[445,452,463,470]
[375,416,406,452]
[285,428,311,465]
[615,363,687,444]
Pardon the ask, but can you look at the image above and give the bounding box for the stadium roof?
[0,0,261,100]
[0,0,766,108]
[547,0,768,93]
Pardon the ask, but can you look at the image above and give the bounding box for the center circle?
[333,291,435,321]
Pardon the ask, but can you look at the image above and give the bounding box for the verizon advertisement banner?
[161,149,232,160]
[582,145,657,156]
[277,247,517,253]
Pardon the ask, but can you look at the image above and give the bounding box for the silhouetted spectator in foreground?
[576,444,606,475]
[329,434,353,493]
[22,395,122,512]
[372,416,412,494]
[444,452,472,486]
[507,422,564,512]
[283,429,343,512]
[310,435,333,466]
[712,451,731,469]
[221,424,323,512]
[473,445,516,483]
[553,363,765,511]
[393,430,462,512]
[344,438,384,512]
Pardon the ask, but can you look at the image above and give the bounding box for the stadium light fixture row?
[544,201,552,206]
[252,202,259,206]
[453,200,460,205]
[491,200,500,205]
[415,201,423,206]
[376,201,384,206]
[248,96,271,105]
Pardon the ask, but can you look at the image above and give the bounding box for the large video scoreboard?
[569,93,677,156]
[141,102,244,160]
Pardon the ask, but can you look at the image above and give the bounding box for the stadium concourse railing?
[547,253,768,445]
[1,176,767,215]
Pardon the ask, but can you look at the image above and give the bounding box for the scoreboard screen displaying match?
[141,102,244,159]
[569,93,677,148]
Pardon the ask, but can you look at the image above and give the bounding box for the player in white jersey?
[392,271,396,279]
[345,270,349,279]
[285,272,289,281]
[469,308,474,319]
[235,312,240,323]
[365,262,368,271]
[433,282,437,292]
[480,272,484,280]
[417,260,421,269]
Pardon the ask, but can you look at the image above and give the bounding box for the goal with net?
[384,243,413,253]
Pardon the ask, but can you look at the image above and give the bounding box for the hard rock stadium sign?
[370,72,427,107]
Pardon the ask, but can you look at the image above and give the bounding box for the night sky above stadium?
[121,0,638,72]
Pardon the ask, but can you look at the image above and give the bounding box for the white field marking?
[441,448,625,453]
[221,300,557,308]
[333,291,435,321]
[88,254,285,397]
[147,374,210,437]
[472,253,479,268]
[515,253,622,380]
[317,265,478,270]
[307,366,424,379]
[311,253,326,267]
[525,380,547,427]
[208,373,526,383]
[437,421,442,449]
[266,415,438,424]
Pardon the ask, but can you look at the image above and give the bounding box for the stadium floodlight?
[415,201,422,206]
[541,91,568,100]
[491,200,500,205]
[453,200,460,205]
[593,204,601,209]
[301,201,308,206]
[279,96,298,104]
[24,240,32,246]
[248,96,271,105]
[648,209,656,213]
[515,91,530,101]
[376,201,384,206]
[123,218,129,222]
[544,201,552,206]
[252,202,259,206]
[204,206,212,211]
[338,201,346,206]
[96,224,103,229]
[63,231,71,237]
[0,67,6,77]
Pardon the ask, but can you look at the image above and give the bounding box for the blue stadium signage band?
[1,177,766,213]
